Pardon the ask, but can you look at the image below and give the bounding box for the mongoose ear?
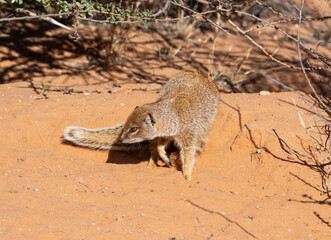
[146,113,156,126]
[135,106,139,110]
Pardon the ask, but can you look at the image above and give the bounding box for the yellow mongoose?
[63,72,219,180]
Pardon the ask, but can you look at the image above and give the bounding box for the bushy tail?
[63,124,148,151]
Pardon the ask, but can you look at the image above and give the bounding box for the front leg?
[157,138,172,167]
[147,139,159,169]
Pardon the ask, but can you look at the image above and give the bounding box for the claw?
[163,159,172,167]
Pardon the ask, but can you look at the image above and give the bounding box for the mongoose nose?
[119,138,123,143]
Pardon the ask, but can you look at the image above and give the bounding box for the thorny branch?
[0,9,72,23]
[1,1,330,71]
[296,0,330,195]
[262,72,330,196]
[171,0,231,35]
[6,0,328,70]
[296,1,324,112]
[171,0,330,70]
[233,11,331,69]
[245,16,331,34]
[0,0,331,71]
[261,72,330,130]
[69,0,80,40]
[153,0,171,18]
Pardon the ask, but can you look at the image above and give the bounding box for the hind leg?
[196,137,206,154]
[175,139,197,181]
[181,146,196,181]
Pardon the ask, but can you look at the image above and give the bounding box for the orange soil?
[0,79,330,239]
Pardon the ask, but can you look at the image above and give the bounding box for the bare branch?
[153,0,171,17]
[69,0,80,40]
[171,0,231,35]
[0,10,71,22]
[296,1,330,114]
[287,0,300,12]
[236,10,331,69]
[256,0,292,18]
[246,16,331,34]
[261,72,330,129]
[227,19,303,70]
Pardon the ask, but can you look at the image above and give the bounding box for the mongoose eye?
[130,127,138,133]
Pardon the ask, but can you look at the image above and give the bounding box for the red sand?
[0,80,330,239]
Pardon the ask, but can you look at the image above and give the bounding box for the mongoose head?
[119,105,157,143]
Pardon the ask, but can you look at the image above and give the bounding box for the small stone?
[259,91,270,96]
[287,154,296,160]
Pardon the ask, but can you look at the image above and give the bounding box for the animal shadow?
[106,149,150,165]
[106,141,181,169]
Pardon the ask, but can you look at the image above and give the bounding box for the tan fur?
[63,125,148,151]
[63,72,219,180]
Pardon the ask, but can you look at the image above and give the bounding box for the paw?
[146,160,157,169]
[184,173,192,181]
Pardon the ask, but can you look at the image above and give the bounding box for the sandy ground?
[0,1,331,238]
[0,78,330,239]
